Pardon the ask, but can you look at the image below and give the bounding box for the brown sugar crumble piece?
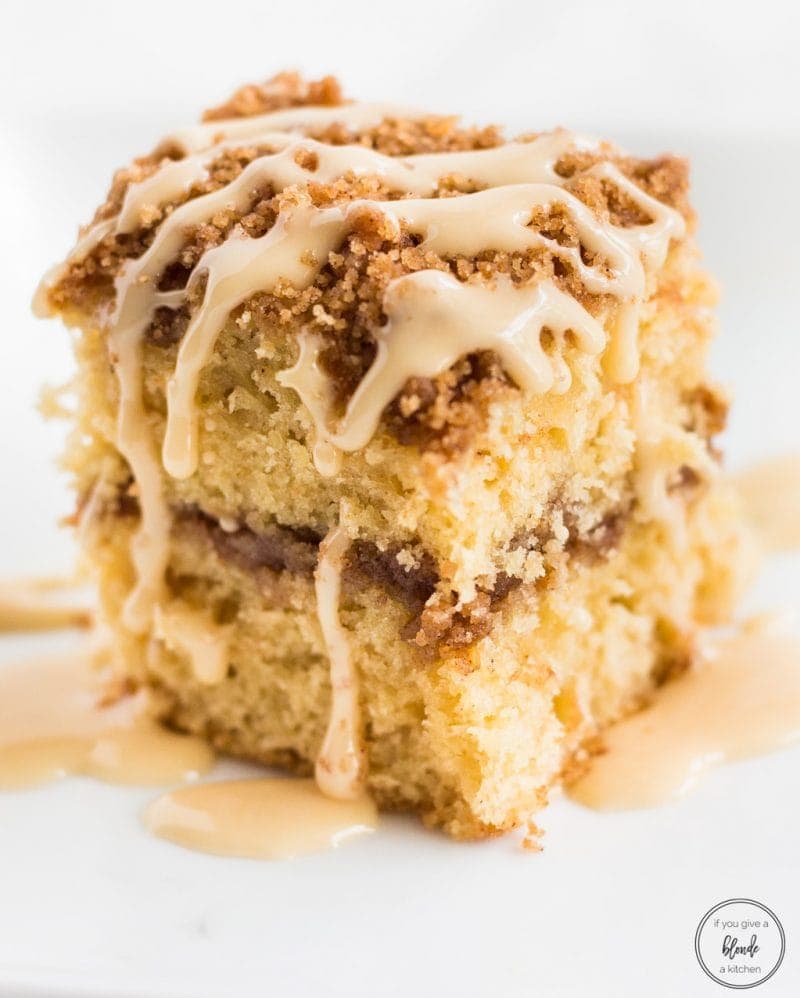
[202,71,344,121]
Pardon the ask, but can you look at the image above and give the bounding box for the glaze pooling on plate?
[0,647,214,789]
[145,778,377,859]
[567,622,800,810]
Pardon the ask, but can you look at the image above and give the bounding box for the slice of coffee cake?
[36,73,747,838]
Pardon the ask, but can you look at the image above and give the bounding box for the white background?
[1,1,800,995]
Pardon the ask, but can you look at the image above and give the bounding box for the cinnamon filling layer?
[106,492,635,649]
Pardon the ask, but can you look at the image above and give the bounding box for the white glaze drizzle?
[153,604,230,685]
[163,102,428,155]
[39,127,594,301]
[43,128,594,323]
[110,321,171,633]
[115,133,297,233]
[313,519,365,800]
[280,271,606,463]
[165,177,681,480]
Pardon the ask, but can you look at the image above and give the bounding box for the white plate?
[1,590,799,998]
[2,12,800,993]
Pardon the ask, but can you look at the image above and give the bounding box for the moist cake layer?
[81,476,742,836]
[37,72,748,838]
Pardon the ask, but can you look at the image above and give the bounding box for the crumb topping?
[46,73,693,457]
[202,71,344,121]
